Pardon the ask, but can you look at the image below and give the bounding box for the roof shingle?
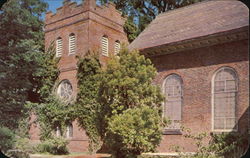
[129,0,249,51]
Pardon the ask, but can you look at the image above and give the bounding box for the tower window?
[114,40,121,55]
[69,33,76,55]
[101,36,109,56]
[57,80,73,102]
[56,37,63,57]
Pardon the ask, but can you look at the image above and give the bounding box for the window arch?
[114,40,121,55]
[212,67,238,131]
[57,80,73,101]
[69,33,76,55]
[163,74,183,130]
[101,35,109,56]
[56,37,63,57]
[66,123,73,138]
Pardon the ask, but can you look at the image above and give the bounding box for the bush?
[106,106,162,158]
[0,126,15,152]
[208,132,249,158]
[36,137,69,155]
[14,137,35,154]
[6,149,30,158]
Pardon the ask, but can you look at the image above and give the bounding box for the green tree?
[0,0,48,129]
[99,47,164,120]
[98,0,204,42]
[99,47,164,156]
[106,106,162,158]
[75,47,164,154]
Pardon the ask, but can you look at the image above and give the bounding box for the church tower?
[30,0,128,152]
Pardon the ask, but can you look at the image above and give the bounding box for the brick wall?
[149,39,249,152]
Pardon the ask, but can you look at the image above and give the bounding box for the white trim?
[211,66,238,132]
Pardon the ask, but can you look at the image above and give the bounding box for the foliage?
[0,0,48,129]
[6,149,30,158]
[177,127,249,158]
[123,16,139,43]
[36,137,69,155]
[75,47,164,156]
[98,48,164,132]
[98,0,204,41]
[106,106,162,158]
[0,126,15,153]
[207,132,249,158]
[28,96,75,140]
[75,51,103,152]
[14,137,36,154]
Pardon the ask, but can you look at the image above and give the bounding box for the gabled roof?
[129,0,249,55]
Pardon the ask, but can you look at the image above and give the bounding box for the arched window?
[56,37,63,57]
[101,35,109,56]
[114,40,121,55]
[57,80,73,101]
[66,123,73,138]
[69,33,76,55]
[212,67,238,131]
[55,126,61,137]
[163,74,183,130]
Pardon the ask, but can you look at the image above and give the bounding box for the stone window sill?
[162,129,182,135]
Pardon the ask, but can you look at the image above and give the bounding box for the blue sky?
[44,0,82,13]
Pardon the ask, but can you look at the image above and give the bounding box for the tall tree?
[75,48,164,153]
[98,0,204,42]
[0,0,48,129]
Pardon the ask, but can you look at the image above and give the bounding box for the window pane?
[226,80,236,91]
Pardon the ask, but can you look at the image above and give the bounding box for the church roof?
[129,0,249,55]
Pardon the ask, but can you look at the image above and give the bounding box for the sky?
[44,0,82,14]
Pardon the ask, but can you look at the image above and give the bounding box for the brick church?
[30,0,249,153]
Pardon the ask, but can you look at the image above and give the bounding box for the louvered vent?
[114,41,121,55]
[69,34,76,55]
[102,36,108,56]
[56,38,63,57]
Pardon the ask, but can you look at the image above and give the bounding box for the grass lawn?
[30,152,111,158]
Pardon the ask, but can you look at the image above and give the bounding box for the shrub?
[208,132,249,158]
[6,149,30,158]
[106,106,162,158]
[0,126,15,153]
[14,137,35,154]
[36,137,69,155]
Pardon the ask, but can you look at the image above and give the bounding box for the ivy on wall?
[75,48,165,155]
